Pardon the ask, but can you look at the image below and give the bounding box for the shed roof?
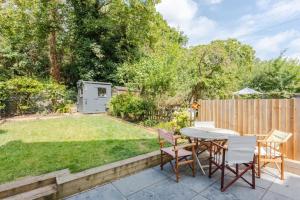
[77,80,112,85]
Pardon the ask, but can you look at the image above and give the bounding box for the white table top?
[180,127,239,140]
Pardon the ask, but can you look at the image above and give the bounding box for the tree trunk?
[49,4,60,82]
[49,30,60,82]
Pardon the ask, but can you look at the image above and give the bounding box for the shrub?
[5,77,43,114]
[43,81,69,113]
[170,111,190,134]
[0,77,72,116]
[141,119,159,127]
[109,93,156,121]
[0,82,8,112]
[156,121,174,131]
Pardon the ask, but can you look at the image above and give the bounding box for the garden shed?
[77,80,112,113]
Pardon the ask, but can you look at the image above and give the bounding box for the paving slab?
[65,183,126,200]
[262,191,295,200]
[112,168,168,197]
[177,171,217,193]
[127,178,198,200]
[269,172,300,200]
[65,165,299,200]
[199,183,239,200]
[191,194,209,200]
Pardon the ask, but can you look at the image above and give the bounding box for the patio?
[65,162,299,200]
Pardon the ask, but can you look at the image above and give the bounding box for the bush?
[0,82,8,111]
[0,77,72,116]
[141,119,159,127]
[4,77,43,114]
[170,111,190,134]
[43,81,70,113]
[109,93,156,121]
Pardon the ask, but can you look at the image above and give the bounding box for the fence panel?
[197,98,300,160]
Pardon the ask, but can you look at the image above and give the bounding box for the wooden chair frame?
[158,129,196,182]
[209,141,256,192]
[246,130,292,180]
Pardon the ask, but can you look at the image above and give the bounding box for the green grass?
[0,115,158,184]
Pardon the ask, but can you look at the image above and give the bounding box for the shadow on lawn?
[0,129,7,135]
[0,138,158,183]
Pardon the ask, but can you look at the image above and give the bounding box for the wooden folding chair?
[209,136,256,192]
[158,129,196,182]
[253,130,292,180]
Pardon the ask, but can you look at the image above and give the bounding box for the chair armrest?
[244,133,269,136]
[244,134,270,139]
[211,141,227,149]
[257,140,283,144]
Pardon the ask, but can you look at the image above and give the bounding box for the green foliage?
[185,39,255,100]
[4,77,43,114]
[0,77,72,116]
[55,102,72,113]
[156,121,174,132]
[170,111,190,134]
[0,0,184,87]
[1,0,299,119]
[118,54,178,98]
[141,119,159,127]
[155,110,189,133]
[0,82,8,111]
[109,93,156,121]
[43,82,69,112]
[62,0,185,86]
[247,57,300,98]
[0,0,67,80]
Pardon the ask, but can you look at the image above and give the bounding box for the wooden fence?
[197,98,300,160]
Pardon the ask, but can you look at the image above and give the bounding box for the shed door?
[84,85,108,113]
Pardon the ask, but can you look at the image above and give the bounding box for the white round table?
[180,127,240,175]
[180,127,239,140]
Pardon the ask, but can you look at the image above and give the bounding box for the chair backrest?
[266,129,292,143]
[226,136,256,165]
[194,121,215,128]
[158,129,175,145]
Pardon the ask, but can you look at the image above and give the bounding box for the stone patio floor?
[65,163,300,200]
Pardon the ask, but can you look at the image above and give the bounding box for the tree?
[184,39,255,100]
[247,56,300,97]
[0,0,70,82]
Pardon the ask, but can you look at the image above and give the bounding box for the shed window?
[98,87,107,97]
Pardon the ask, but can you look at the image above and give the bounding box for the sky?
[156,0,300,60]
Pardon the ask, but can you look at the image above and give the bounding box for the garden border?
[0,150,168,199]
[56,150,165,198]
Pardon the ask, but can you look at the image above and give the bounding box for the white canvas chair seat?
[161,147,192,158]
[255,146,281,157]
[226,136,256,165]
[209,136,256,192]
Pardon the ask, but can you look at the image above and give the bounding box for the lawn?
[0,115,158,184]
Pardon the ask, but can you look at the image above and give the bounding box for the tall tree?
[48,0,60,81]
[183,39,255,100]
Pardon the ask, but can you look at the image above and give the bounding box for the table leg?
[196,154,206,175]
[195,139,206,175]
